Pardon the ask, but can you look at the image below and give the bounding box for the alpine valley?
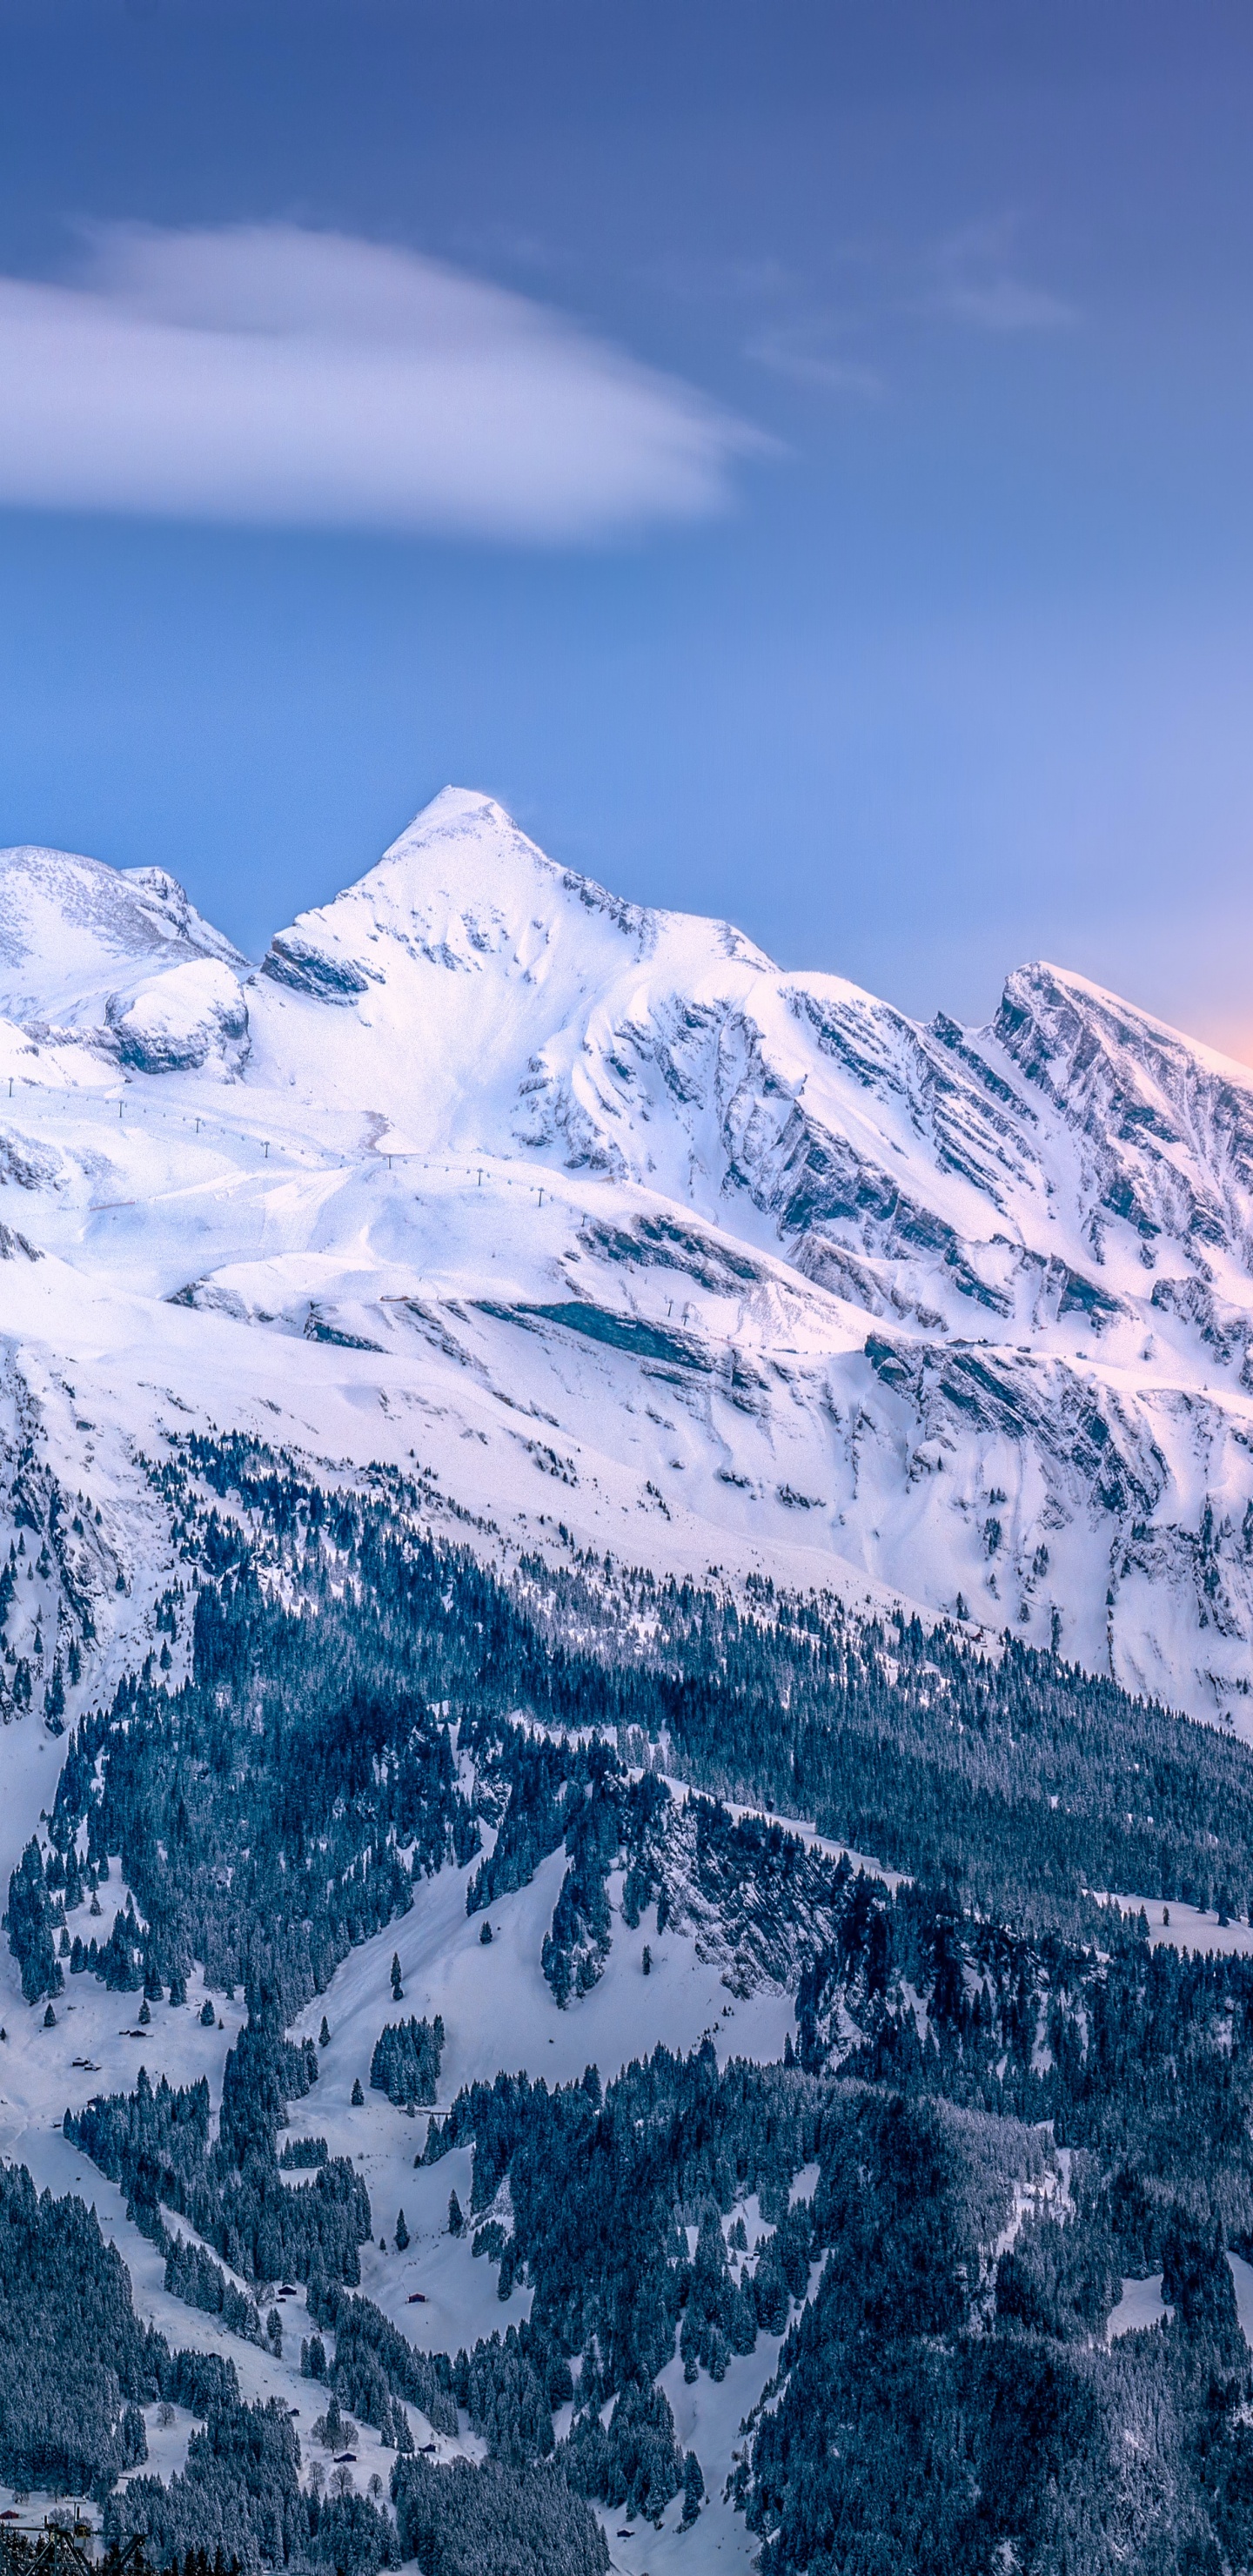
[7,791,1253,2576]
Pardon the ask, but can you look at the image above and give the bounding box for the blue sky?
[2,1,1252,1050]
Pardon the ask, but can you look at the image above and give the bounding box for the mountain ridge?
[1,788,1252,1731]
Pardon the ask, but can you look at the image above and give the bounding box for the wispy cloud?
[648,221,1075,399]
[745,314,882,397]
[0,224,763,541]
[928,218,1079,334]
[643,250,880,400]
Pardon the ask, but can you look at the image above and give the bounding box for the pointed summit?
[327,784,646,947]
[258,784,656,1012]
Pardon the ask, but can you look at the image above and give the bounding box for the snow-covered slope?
[0,842,250,1070]
[3,784,1253,1729]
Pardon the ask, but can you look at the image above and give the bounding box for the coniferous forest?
[12,1433,1253,2573]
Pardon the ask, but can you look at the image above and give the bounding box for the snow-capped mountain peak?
[0,841,251,1070]
[258,782,779,1010]
[993,956,1253,1264]
[3,786,1253,1727]
[250,786,775,1164]
[261,787,655,1002]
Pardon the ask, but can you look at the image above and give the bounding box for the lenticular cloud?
[0,224,755,540]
